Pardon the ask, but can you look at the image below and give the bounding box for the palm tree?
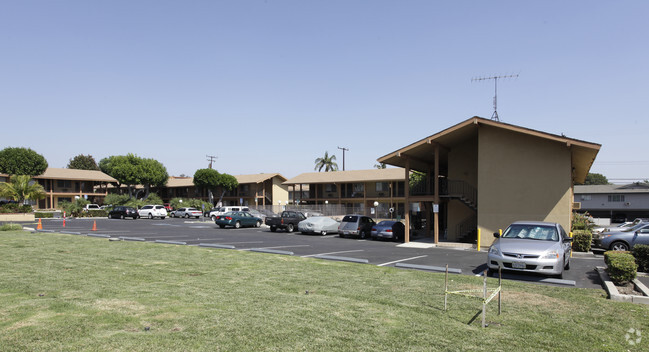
[314,151,339,172]
[0,175,46,204]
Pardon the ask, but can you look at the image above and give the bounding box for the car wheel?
[211,215,216,222]
[256,220,261,228]
[286,223,294,233]
[360,230,367,239]
[148,213,153,219]
[235,221,241,229]
[121,214,125,219]
[132,216,137,220]
[185,214,189,218]
[270,226,277,232]
[321,230,327,236]
[611,241,629,251]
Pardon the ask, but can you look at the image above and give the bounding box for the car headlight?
[542,250,559,259]
[489,246,500,256]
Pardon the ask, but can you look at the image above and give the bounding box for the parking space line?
[377,255,428,267]
[240,245,311,251]
[301,250,364,258]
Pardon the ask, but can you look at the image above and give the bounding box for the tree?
[580,173,609,185]
[374,163,387,169]
[0,147,48,176]
[67,154,100,170]
[0,175,46,204]
[99,154,168,200]
[314,151,338,172]
[193,168,239,205]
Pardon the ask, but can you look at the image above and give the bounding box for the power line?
[337,146,349,171]
[206,155,218,169]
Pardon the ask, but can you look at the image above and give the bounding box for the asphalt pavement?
[25,217,607,290]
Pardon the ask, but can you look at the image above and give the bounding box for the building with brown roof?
[377,116,601,246]
[1,168,117,209]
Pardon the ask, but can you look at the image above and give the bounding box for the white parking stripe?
[301,250,364,258]
[240,245,311,251]
[377,255,428,267]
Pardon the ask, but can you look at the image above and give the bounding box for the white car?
[172,207,202,218]
[138,205,167,219]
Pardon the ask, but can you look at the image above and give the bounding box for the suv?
[209,206,250,221]
[108,206,138,219]
[138,205,168,219]
[338,214,376,239]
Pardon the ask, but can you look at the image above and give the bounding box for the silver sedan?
[487,221,572,278]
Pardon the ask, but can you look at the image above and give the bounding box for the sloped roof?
[377,116,601,184]
[165,173,287,188]
[575,184,649,194]
[284,168,406,185]
[1,168,117,182]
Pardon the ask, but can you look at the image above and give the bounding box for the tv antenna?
[472,74,519,121]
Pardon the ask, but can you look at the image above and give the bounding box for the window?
[353,183,364,192]
[57,180,72,188]
[325,184,336,192]
[580,195,591,201]
[608,195,625,202]
[376,182,389,192]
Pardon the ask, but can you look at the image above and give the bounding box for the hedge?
[632,244,649,273]
[79,210,108,218]
[571,230,591,252]
[35,212,54,218]
[604,251,637,285]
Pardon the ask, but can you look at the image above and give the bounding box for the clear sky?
[1,1,647,183]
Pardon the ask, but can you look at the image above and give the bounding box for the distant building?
[574,183,649,222]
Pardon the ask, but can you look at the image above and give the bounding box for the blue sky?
[1,1,647,182]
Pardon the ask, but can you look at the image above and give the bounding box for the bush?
[170,198,211,212]
[35,212,54,218]
[572,212,593,231]
[59,198,89,217]
[571,230,591,252]
[0,203,32,214]
[0,223,23,231]
[604,251,637,285]
[632,244,649,273]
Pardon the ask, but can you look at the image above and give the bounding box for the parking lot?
[31,217,607,289]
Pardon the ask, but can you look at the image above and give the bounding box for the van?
[208,206,250,220]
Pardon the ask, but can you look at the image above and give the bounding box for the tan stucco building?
[377,116,601,247]
[1,168,117,209]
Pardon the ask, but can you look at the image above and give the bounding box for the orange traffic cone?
[37,218,43,230]
[62,218,66,228]
[92,220,97,231]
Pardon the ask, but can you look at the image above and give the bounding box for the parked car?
[592,218,647,236]
[208,206,250,221]
[594,220,649,243]
[172,207,202,218]
[138,205,168,219]
[214,211,262,229]
[265,211,307,232]
[371,220,405,242]
[84,204,101,211]
[108,206,138,220]
[594,222,649,251]
[338,214,376,239]
[487,221,572,278]
[298,216,340,235]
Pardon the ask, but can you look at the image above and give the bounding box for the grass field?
[0,230,647,351]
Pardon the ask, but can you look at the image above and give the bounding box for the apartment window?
[57,180,72,188]
[353,183,364,192]
[580,195,592,201]
[324,184,336,192]
[608,195,625,202]
[376,182,389,192]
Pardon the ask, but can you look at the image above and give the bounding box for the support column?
[405,158,411,243]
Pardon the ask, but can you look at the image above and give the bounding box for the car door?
[632,228,649,247]
[559,225,572,265]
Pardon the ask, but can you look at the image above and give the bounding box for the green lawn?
[0,230,647,351]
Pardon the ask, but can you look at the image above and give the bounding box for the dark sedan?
[214,211,262,229]
[371,220,406,242]
[108,206,138,219]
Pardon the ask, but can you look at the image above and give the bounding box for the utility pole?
[206,155,218,169]
[337,146,349,171]
[472,74,519,121]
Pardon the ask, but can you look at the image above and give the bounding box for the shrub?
[632,244,649,273]
[571,230,591,252]
[59,198,89,217]
[572,212,593,231]
[0,223,23,231]
[0,203,32,214]
[35,212,54,218]
[604,251,637,285]
[87,209,108,218]
[170,198,211,212]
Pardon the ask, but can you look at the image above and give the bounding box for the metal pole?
[482,269,487,328]
[498,267,502,315]
[444,264,448,311]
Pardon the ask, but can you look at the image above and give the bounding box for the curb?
[596,266,649,304]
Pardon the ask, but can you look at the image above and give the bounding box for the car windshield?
[342,216,358,222]
[377,221,394,226]
[502,224,558,241]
